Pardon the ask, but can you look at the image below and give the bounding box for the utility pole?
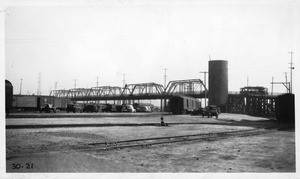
[74,79,77,89]
[164,68,167,88]
[123,74,126,87]
[271,76,274,95]
[122,74,126,105]
[200,71,208,107]
[37,72,41,95]
[54,81,58,91]
[247,76,249,87]
[20,78,23,95]
[288,52,294,93]
[96,76,99,104]
[96,76,99,87]
[163,68,168,112]
[271,73,290,94]
[285,72,289,93]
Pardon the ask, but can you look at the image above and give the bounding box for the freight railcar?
[38,95,71,111]
[169,94,201,114]
[54,98,71,110]
[275,93,295,124]
[12,95,71,112]
[5,80,13,114]
[13,95,38,111]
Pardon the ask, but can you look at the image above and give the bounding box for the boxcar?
[5,80,13,114]
[61,98,72,110]
[38,96,56,108]
[12,95,71,111]
[169,94,201,114]
[38,96,72,111]
[53,98,71,110]
[275,93,295,124]
[13,95,38,111]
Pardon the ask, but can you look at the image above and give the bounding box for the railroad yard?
[6,113,295,173]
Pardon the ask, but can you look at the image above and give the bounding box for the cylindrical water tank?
[208,60,228,107]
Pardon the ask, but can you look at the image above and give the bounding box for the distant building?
[240,86,268,96]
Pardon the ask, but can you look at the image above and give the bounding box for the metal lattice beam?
[50,79,207,100]
[165,79,207,96]
[126,83,164,96]
[89,86,123,97]
[50,90,70,98]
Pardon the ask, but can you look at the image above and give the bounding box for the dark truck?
[83,104,98,113]
[40,104,56,113]
[202,105,221,118]
[66,103,82,113]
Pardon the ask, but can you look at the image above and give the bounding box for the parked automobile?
[115,105,125,112]
[191,107,204,116]
[124,105,136,113]
[137,106,151,113]
[66,103,82,113]
[202,105,220,118]
[115,104,136,112]
[83,104,98,113]
[40,104,56,113]
[102,104,117,112]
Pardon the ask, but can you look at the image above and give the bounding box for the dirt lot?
[6,113,295,173]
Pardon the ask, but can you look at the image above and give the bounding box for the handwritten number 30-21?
[11,163,33,169]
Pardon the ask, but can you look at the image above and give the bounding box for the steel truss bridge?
[50,79,208,102]
[50,79,278,116]
[50,78,282,117]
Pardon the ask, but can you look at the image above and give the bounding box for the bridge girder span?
[166,79,207,95]
[50,79,207,100]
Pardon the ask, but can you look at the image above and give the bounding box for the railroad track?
[6,128,277,159]
[87,128,275,151]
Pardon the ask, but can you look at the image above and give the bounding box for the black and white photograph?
[1,0,299,178]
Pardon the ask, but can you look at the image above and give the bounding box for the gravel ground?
[6,113,295,173]
[6,113,272,126]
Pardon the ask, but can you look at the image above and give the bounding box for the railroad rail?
[6,128,277,159]
[86,128,275,151]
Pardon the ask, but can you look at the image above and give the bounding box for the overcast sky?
[3,0,300,95]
